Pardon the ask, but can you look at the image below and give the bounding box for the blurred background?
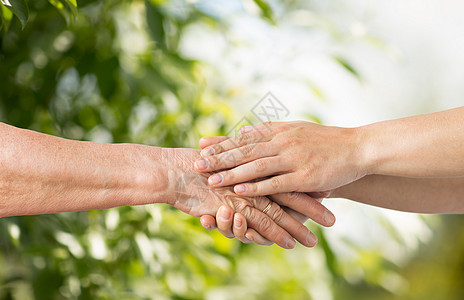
[1,0,464,299]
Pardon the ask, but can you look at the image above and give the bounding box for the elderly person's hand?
[163,148,322,249]
[199,192,329,247]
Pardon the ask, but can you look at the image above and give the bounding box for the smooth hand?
[193,121,367,197]
[162,147,320,248]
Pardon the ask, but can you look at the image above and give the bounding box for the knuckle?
[236,134,246,145]
[235,200,252,214]
[270,176,282,189]
[212,144,223,155]
[262,121,273,129]
[248,183,258,194]
[241,144,255,157]
[301,167,313,181]
[257,216,273,233]
[228,138,240,149]
[209,156,220,168]
[254,159,267,172]
[276,135,291,146]
[271,206,285,224]
[287,192,301,201]
[223,170,233,182]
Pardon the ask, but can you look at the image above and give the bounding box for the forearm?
[331,175,464,214]
[359,107,464,177]
[0,123,170,217]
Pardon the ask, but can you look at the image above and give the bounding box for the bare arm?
[361,106,464,178]
[0,122,170,216]
[195,106,464,196]
[331,175,464,214]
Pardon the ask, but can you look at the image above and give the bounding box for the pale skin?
[196,107,464,239]
[0,122,336,249]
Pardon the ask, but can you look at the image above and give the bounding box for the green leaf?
[334,56,361,80]
[66,0,77,7]
[307,81,326,101]
[0,4,10,31]
[48,0,78,25]
[4,0,29,29]
[305,114,323,124]
[145,0,166,49]
[315,227,339,276]
[62,0,78,18]
[253,0,275,25]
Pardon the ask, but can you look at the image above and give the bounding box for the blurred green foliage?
[1,0,463,299]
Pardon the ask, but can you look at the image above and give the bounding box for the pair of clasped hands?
[191,121,343,250]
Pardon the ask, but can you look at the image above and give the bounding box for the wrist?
[112,144,173,207]
[353,124,378,177]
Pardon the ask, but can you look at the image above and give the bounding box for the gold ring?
[262,201,272,215]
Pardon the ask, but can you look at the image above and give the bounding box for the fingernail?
[240,126,253,133]
[200,147,215,156]
[208,174,223,185]
[200,219,211,230]
[286,239,296,249]
[323,211,336,226]
[234,215,242,228]
[195,158,209,170]
[199,137,207,144]
[219,207,232,222]
[234,185,247,193]
[245,233,253,241]
[307,232,318,247]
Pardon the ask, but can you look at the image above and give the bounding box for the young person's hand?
[194,122,365,197]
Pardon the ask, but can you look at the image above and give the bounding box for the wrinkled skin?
[162,148,316,249]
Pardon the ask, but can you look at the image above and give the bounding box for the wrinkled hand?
[194,121,365,197]
[194,136,335,246]
[162,147,318,248]
[200,192,328,246]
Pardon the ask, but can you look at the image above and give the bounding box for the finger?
[260,200,317,248]
[243,206,308,247]
[282,206,309,224]
[216,206,235,239]
[207,157,287,187]
[199,136,230,149]
[200,215,217,230]
[194,143,278,173]
[235,199,296,249]
[200,130,273,157]
[244,228,273,246]
[271,192,336,227]
[234,173,296,197]
[232,213,252,244]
